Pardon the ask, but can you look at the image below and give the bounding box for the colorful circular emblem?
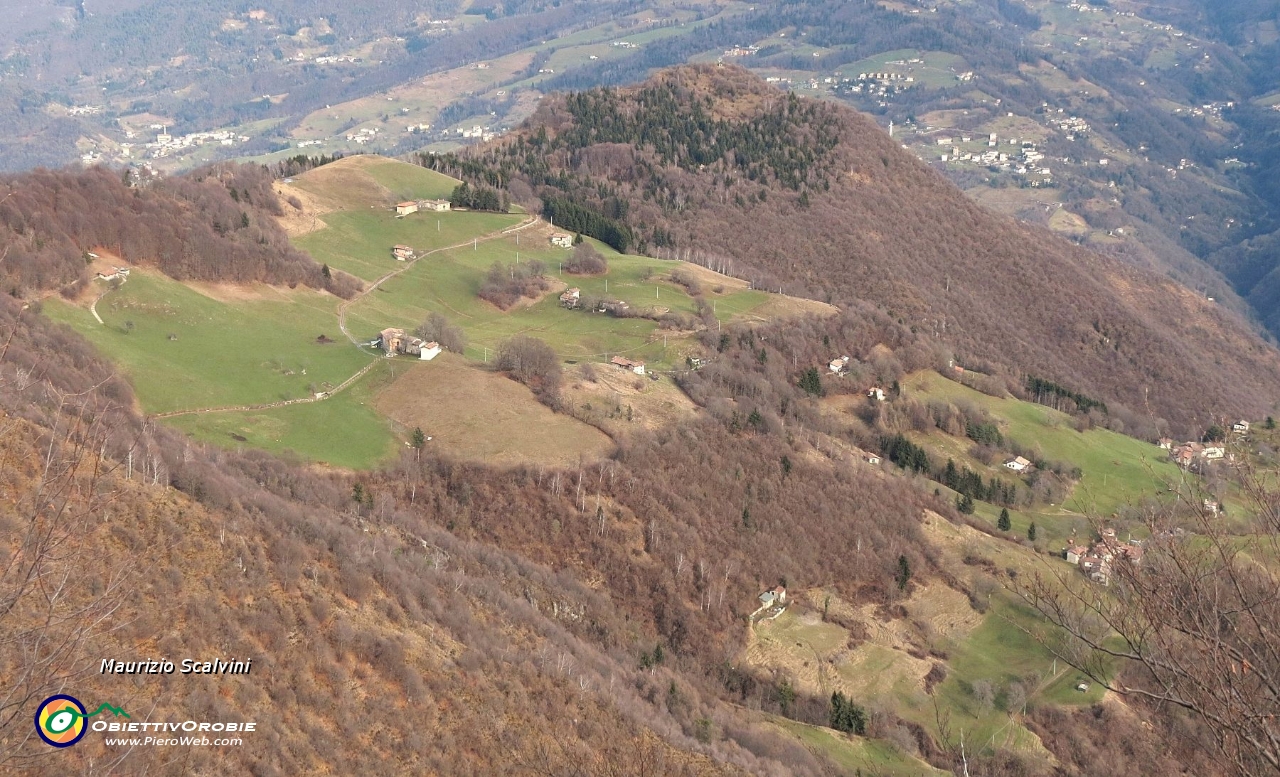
[35,694,87,747]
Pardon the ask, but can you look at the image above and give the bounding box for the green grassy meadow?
[294,209,523,282]
[341,232,772,369]
[362,161,459,201]
[902,371,1187,546]
[40,158,788,467]
[768,715,947,776]
[165,359,402,469]
[45,272,370,413]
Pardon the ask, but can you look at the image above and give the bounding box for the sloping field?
[164,360,400,470]
[766,715,948,776]
[903,371,1184,516]
[294,208,523,282]
[372,353,615,467]
[44,271,368,413]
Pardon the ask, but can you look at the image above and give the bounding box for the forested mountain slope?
[444,65,1280,433]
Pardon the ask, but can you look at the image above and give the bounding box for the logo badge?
[35,695,88,748]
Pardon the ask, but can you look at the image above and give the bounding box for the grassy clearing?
[165,360,401,469]
[903,371,1183,517]
[340,231,776,370]
[767,715,948,776]
[362,161,459,202]
[44,271,368,413]
[371,353,614,467]
[293,208,523,282]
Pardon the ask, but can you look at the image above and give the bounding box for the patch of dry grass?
[373,353,615,467]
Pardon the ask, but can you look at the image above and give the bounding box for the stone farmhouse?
[379,328,441,360]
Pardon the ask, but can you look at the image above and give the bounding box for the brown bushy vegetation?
[462,64,1280,435]
[414,311,467,353]
[478,259,550,309]
[495,334,562,405]
[0,164,359,299]
[0,297,828,775]
[4,266,1269,774]
[563,242,609,275]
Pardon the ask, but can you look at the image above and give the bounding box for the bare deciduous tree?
[1014,469,1280,776]
[0,386,131,768]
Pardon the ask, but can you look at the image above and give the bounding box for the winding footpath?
[154,215,540,420]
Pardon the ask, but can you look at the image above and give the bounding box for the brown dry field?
[561,363,700,437]
[275,155,395,236]
[373,353,615,467]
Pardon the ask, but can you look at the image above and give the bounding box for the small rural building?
[1157,437,1173,450]
[865,454,881,465]
[1202,444,1226,460]
[392,245,415,261]
[550,233,574,248]
[610,356,645,375]
[379,327,407,355]
[422,199,451,212]
[396,201,419,216]
[1065,545,1088,565]
[828,356,849,374]
[758,586,787,608]
[1233,420,1250,434]
[379,329,442,360]
[559,288,581,307]
[868,386,887,402]
[1003,456,1032,473]
[1171,443,1199,468]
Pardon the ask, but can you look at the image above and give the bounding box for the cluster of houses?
[95,266,131,282]
[395,199,451,217]
[934,133,1053,182]
[1161,438,1227,469]
[454,125,496,141]
[610,356,646,375]
[1159,421,1250,469]
[1065,528,1144,586]
[313,54,359,65]
[377,328,441,361]
[560,288,632,317]
[146,126,246,159]
[344,127,380,145]
[1047,111,1091,139]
